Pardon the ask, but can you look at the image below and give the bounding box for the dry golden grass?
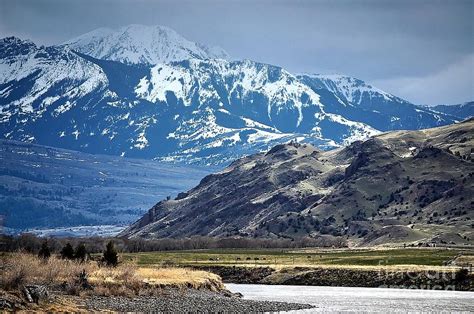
[0,253,224,299]
[0,252,96,290]
[89,263,223,294]
[137,267,223,290]
[453,255,474,266]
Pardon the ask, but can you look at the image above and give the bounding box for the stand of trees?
[0,234,347,254]
[60,242,88,261]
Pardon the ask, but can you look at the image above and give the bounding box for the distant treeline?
[0,234,347,253]
[0,168,50,184]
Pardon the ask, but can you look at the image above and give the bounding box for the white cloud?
[372,54,474,105]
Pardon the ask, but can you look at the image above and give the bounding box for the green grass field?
[121,248,474,268]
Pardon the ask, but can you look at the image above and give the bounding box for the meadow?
[121,247,474,270]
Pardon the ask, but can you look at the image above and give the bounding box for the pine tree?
[38,241,51,260]
[103,241,118,267]
[60,243,75,260]
[74,243,87,262]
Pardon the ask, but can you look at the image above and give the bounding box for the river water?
[226,284,474,312]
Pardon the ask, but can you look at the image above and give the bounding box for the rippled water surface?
[226,284,474,312]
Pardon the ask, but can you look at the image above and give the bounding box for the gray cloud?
[372,54,474,105]
[0,0,472,105]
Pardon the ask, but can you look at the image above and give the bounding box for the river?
[226,284,474,312]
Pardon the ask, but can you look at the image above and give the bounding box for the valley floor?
[121,247,474,268]
[1,248,472,311]
[122,247,474,291]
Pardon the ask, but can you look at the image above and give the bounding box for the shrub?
[1,253,95,291]
[455,268,469,283]
[1,261,27,290]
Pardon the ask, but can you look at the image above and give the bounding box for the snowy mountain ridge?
[428,101,474,120]
[0,36,110,135]
[64,24,229,65]
[0,27,461,165]
[135,59,323,125]
[131,58,381,162]
[299,74,396,105]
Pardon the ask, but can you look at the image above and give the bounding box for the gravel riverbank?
[76,288,314,312]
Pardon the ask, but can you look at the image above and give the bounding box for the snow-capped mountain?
[0,39,378,164]
[133,59,380,163]
[298,74,455,131]
[0,36,111,142]
[64,24,229,65]
[300,74,397,106]
[429,101,474,120]
[0,29,460,165]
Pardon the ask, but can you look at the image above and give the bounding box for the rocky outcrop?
[22,285,49,304]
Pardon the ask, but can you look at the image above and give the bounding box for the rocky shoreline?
[75,288,314,312]
[0,287,314,312]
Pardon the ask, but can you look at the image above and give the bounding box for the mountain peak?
[0,36,37,58]
[64,24,229,64]
[0,36,35,45]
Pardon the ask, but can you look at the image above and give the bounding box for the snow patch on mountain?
[135,63,194,105]
[323,112,380,145]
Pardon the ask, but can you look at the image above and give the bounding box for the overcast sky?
[0,0,472,105]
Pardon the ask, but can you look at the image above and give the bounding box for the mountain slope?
[430,101,474,120]
[0,37,144,155]
[298,74,457,131]
[0,140,212,232]
[0,38,379,165]
[121,120,474,246]
[0,36,110,142]
[0,32,460,165]
[64,24,229,65]
[134,59,380,163]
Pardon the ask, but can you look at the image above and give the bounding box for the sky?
[0,0,472,105]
